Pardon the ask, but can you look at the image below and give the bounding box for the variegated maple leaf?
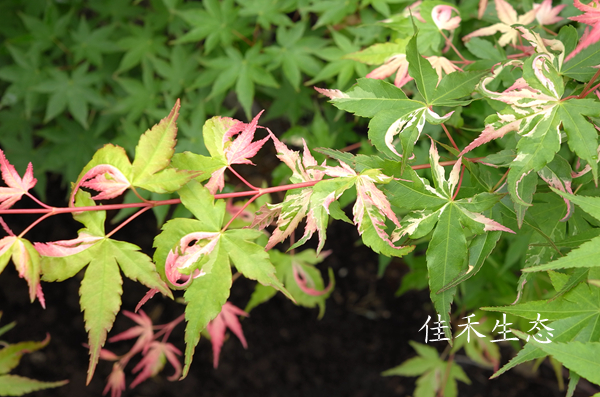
[460,54,565,207]
[163,231,220,287]
[463,0,536,46]
[205,111,270,194]
[0,149,37,210]
[263,131,325,251]
[393,140,514,242]
[0,236,45,307]
[320,162,404,251]
[206,302,249,368]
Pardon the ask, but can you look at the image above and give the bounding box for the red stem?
[228,166,259,191]
[221,194,259,231]
[578,68,600,99]
[25,192,53,209]
[439,30,473,65]
[18,212,55,238]
[106,206,152,239]
[441,123,459,152]
[451,164,466,201]
[0,158,486,237]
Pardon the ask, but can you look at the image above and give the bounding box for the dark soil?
[1,176,598,397]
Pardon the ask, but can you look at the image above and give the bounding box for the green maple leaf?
[0,326,67,395]
[307,29,369,89]
[18,7,72,52]
[484,271,600,381]
[562,40,600,82]
[376,2,443,54]
[38,191,172,385]
[0,45,44,118]
[70,17,119,67]
[111,61,162,122]
[37,118,106,185]
[264,22,327,91]
[153,181,292,377]
[202,45,279,119]
[359,0,409,18]
[517,338,600,387]
[557,99,600,183]
[116,22,169,74]
[33,63,106,129]
[150,45,199,97]
[382,341,470,397]
[308,0,359,29]
[237,0,296,28]
[521,191,600,273]
[173,0,250,54]
[129,100,198,192]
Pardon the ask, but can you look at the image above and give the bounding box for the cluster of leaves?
[0,313,67,396]
[0,0,398,197]
[1,0,600,396]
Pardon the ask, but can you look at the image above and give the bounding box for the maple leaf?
[0,149,37,210]
[108,311,154,357]
[431,5,461,31]
[365,54,413,88]
[264,131,325,251]
[72,164,131,203]
[292,262,333,297]
[204,111,270,194]
[0,236,45,308]
[533,0,565,26]
[102,364,125,397]
[164,231,219,288]
[38,190,172,385]
[130,341,182,388]
[565,0,600,62]
[426,56,462,86]
[206,302,249,368]
[463,0,536,46]
[154,181,291,378]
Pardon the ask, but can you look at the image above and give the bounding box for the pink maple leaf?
[69,164,130,206]
[109,310,155,357]
[0,149,37,210]
[533,0,565,25]
[205,111,270,194]
[103,363,126,397]
[566,0,600,62]
[130,341,182,388]
[432,5,461,31]
[206,302,249,368]
[34,233,102,257]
